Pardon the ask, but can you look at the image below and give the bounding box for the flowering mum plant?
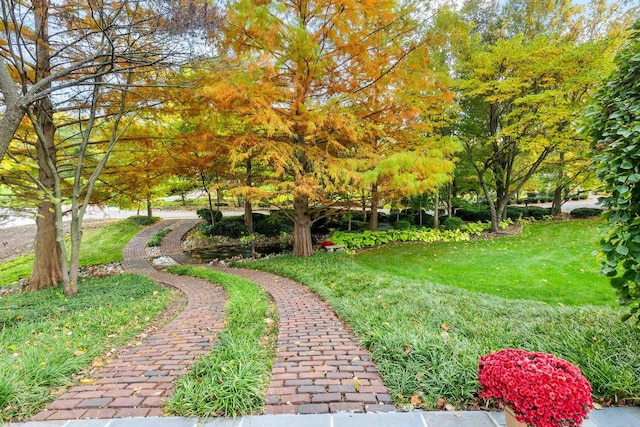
[478,349,593,427]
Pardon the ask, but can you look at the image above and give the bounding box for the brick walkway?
[213,266,393,415]
[32,219,227,421]
[159,219,200,265]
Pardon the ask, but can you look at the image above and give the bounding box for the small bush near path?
[0,274,169,421]
[146,228,172,247]
[166,266,277,417]
[245,221,639,409]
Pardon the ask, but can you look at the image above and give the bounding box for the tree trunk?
[28,0,63,292]
[27,200,62,290]
[244,160,253,231]
[293,194,313,256]
[146,195,152,217]
[551,152,566,216]
[551,186,563,216]
[361,191,367,222]
[433,191,440,229]
[369,183,378,231]
[67,215,81,295]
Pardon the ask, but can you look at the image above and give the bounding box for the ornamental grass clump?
[478,349,593,427]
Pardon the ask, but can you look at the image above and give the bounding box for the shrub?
[331,228,469,250]
[442,216,463,230]
[253,213,293,237]
[507,206,551,220]
[570,208,603,219]
[394,220,411,230]
[197,208,223,225]
[128,215,160,226]
[456,207,492,222]
[463,221,491,235]
[213,217,248,238]
[197,223,216,236]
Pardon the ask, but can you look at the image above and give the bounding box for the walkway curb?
[8,408,640,426]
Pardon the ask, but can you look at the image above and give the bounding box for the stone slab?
[588,407,640,427]
[333,412,424,427]
[109,417,198,427]
[422,411,497,427]
[243,414,329,427]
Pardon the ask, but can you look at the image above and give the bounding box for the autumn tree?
[0,0,219,293]
[199,0,457,255]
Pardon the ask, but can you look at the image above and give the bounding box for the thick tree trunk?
[369,183,378,231]
[551,152,566,216]
[146,195,152,217]
[293,194,313,256]
[551,186,564,216]
[27,199,62,290]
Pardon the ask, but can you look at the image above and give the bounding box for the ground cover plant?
[0,274,169,421]
[0,218,144,286]
[166,266,277,417]
[147,227,172,247]
[246,220,639,409]
[356,219,614,306]
[331,228,469,250]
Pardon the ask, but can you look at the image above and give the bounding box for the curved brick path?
[32,219,227,421]
[213,266,393,415]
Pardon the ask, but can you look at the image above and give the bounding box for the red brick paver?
[159,218,200,264]
[213,266,393,414]
[32,220,226,421]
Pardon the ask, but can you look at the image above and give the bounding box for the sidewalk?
[6,407,640,427]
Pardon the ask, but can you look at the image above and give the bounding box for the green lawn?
[356,219,614,306]
[246,220,639,409]
[0,274,170,421]
[0,219,143,286]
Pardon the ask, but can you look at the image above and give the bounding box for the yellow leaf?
[410,394,421,406]
[353,376,361,392]
[74,350,86,357]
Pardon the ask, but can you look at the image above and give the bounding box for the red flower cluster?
[320,240,335,248]
[478,349,593,427]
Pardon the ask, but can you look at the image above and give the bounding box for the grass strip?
[146,227,172,247]
[166,266,278,417]
[246,251,640,409]
[0,218,144,286]
[0,273,169,421]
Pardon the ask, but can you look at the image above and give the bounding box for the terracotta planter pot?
[505,406,528,427]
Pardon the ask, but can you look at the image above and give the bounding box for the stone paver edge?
[6,408,640,427]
